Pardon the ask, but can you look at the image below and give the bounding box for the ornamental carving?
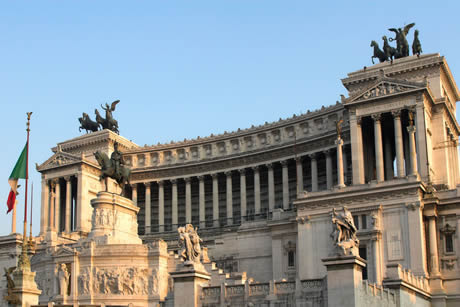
[355,82,417,102]
[78,267,156,295]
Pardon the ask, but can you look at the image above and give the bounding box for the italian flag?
[7,143,27,214]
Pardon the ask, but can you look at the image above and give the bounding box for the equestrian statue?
[94,142,131,194]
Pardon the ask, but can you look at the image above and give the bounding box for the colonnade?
[40,176,77,234]
[133,145,350,234]
[352,108,418,184]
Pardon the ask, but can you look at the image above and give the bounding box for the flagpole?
[17,112,32,271]
[29,182,33,243]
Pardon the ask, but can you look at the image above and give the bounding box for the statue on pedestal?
[178,224,203,265]
[57,263,69,296]
[330,206,359,256]
[94,142,131,193]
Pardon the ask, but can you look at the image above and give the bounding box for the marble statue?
[178,224,203,264]
[330,206,359,256]
[3,266,20,304]
[57,263,70,296]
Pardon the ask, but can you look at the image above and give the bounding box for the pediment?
[346,78,425,104]
[37,148,82,171]
[53,245,75,257]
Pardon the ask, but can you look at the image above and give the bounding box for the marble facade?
[0,53,459,307]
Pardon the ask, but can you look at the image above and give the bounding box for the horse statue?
[382,36,397,62]
[388,23,415,58]
[412,29,422,57]
[94,150,131,194]
[78,112,99,133]
[370,40,387,64]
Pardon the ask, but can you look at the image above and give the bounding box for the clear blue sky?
[1,1,460,236]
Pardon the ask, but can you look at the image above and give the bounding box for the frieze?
[130,132,349,182]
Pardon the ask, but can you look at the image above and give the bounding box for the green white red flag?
[7,143,27,213]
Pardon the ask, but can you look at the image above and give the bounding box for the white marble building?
[1,53,459,307]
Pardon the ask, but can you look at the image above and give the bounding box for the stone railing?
[356,281,396,307]
[123,104,347,169]
[383,263,430,294]
[201,279,326,307]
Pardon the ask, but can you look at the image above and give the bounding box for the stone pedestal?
[11,269,41,307]
[87,191,141,245]
[322,255,366,307]
[171,264,211,307]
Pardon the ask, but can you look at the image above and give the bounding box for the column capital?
[64,176,72,182]
[197,175,205,181]
[171,179,178,184]
[295,156,303,163]
[211,173,219,179]
[131,183,138,190]
[280,160,289,167]
[356,116,363,125]
[184,177,192,183]
[143,181,152,188]
[157,180,164,186]
[308,153,318,160]
[407,125,416,134]
[252,165,260,172]
[371,113,382,122]
[239,168,246,175]
[391,109,402,118]
[224,171,232,177]
[51,178,60,184]
[266,163,273,170]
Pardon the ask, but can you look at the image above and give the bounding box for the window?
[288,251,295,268]
[361,215,367,229]
[445,233,454,253]
[353,215,360,230]
[359,246,368,280]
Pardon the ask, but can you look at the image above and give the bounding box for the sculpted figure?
[335,119,343,139]
[57,263,70,296]
[412,29,422,56]
[388,23,415,58]
[330,206,359,255]
[3,267,20,304]
[370,40,387,64]
[94,142,131,193]
[100,100,120,133]
[78,270,90,294]
[178,224,203,264]
[382,36,397,62]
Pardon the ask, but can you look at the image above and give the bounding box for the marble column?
[76,171,83,231]
[40,179,49,234]
[372,114,385,182]
[336,138,345,188]
[131,183,138,207]
[240,169,247,221]
[281,160,289,209]
[212,174,219,227]
[325,150,333,189]
[407,125,418,175]
[225,171,233,225]
[55,179,61,232]
[428,216,440,276]
[185,178,192,224]
[309,154,318,192]
[384,134,393,180]
[64,176,72,233]
[158,181,164,232]
[49,181,55,232]
[296,157,303,196]
[372,237,381,284]
[392,110,405,177]
[171,179,178,229]
[343,148,348,184]
[351,116,365,184]
[144,182,151,234]
[198,176,205,228]
[253,166,261,215]
[267,163,275,212]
